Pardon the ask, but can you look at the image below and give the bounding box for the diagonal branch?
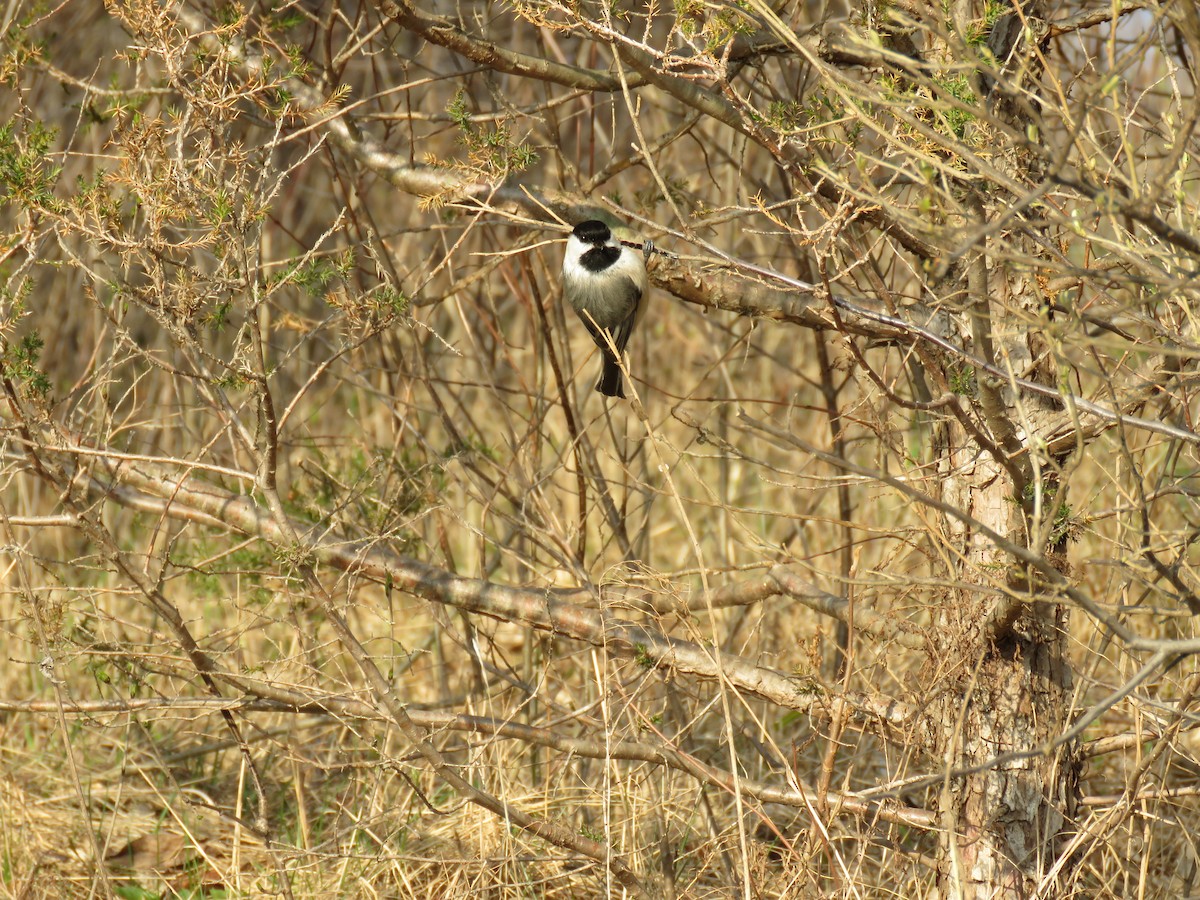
[25,435,912,726]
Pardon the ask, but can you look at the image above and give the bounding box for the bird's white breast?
[562,237,646,328]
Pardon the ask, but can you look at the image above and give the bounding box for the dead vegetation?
[2,1,1200,898]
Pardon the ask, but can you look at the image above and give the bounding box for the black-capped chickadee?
[561,219,648,398]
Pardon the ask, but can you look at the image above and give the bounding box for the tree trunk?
[923,4,1083,894]
[934,432,1077,895]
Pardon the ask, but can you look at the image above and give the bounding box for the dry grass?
[1,2,1200,899]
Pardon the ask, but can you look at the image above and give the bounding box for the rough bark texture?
[935,426,1077,896]
[930,3,1081,896]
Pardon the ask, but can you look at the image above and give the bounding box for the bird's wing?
[609,277,644,354]
[576,312,608,349]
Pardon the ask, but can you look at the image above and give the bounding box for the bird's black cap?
[572,220,611,244]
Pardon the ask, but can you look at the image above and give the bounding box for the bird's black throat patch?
[580,244,621,273]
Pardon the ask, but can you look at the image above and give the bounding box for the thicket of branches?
[2,1,1200,898]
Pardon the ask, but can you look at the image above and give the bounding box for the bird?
[560,219,648,398]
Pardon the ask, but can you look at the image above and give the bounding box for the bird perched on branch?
[561,219,649,398]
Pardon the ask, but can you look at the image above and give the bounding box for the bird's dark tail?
[596,356,625,398]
